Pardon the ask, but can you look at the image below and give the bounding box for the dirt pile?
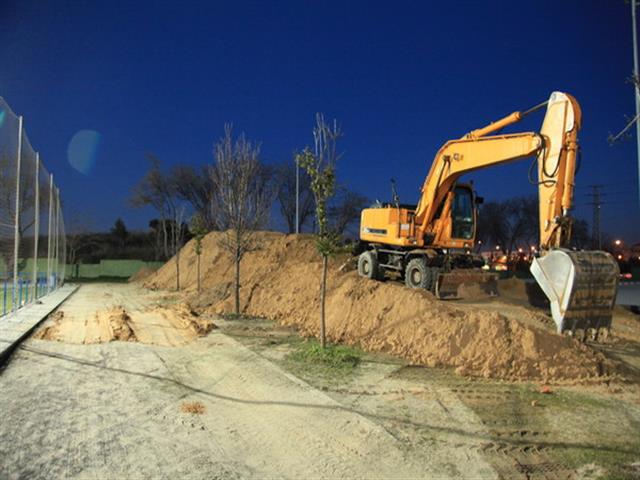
[146,231,621,383]
[35,302,215,346]
[128,266,158,283]
[103,307,137,342]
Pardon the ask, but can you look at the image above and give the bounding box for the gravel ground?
[0,283,496,479]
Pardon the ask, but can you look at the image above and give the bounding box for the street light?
[614,239,622,246]
[495,245,500,250]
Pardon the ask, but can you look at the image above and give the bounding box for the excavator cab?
[450,186,475,240]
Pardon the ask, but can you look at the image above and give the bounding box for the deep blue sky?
[1,1,639,242]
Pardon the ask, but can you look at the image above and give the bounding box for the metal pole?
[53,188,59,289]
[47,174,54,293]
[295,157,299,234]
[32,153,40,300]
[633,0,640,209]
[12,116,23,311]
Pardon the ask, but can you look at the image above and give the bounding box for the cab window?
[451,187,474,239]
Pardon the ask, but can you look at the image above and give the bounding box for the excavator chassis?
[356,245,498,300]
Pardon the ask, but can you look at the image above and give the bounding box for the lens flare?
[68,129,101,175]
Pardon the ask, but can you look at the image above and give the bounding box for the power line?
[586,185,603,249]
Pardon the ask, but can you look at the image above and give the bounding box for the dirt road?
[0,283,497,479]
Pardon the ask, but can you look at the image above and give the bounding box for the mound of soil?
[146,231,621,383]
[129,266,158,283]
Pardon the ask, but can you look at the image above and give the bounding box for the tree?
[190,213,208,293]
[130,154,186,290]
[329,186,368,237]
[275,160,315,233]
[172,164,217,230]
[296,114,342,348]
[569,218,590,250]
[477,196,538,252]
[110,218,129,249]
[210,125,274,315]
[0,153,37,273]
[65,212,97,279]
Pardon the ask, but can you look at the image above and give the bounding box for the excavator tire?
[405,258,430,289]
[358,251,382,280]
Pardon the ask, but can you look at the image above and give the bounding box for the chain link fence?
[0,97,66,316]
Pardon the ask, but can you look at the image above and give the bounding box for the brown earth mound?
[146,231,622,383]
[129,266,158,283]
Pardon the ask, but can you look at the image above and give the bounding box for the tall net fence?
[0,97,66,316]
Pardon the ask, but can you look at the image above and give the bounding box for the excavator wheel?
[405,258,430,289]
[358,251,382,281]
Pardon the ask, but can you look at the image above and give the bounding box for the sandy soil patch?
[34,284,215,347]
[145,231,638,384]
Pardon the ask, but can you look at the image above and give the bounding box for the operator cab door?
[450,186,475,241]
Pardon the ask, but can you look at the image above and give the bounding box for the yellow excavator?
[356,92,619,337]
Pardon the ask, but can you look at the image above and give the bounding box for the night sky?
[1,1,639,242]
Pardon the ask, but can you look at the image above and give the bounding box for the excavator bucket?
[435,270,499,300]
[530,249,619,335]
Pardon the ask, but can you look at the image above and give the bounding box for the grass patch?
[285,339,361,379]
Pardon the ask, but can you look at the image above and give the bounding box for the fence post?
[54,188,60,289]
[47,174,54,293]
[32,153,40,300]
[12,116,23,311]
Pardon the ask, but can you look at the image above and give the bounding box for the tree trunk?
[176,248,180,291]
[319,254,327,348]
[234,246,240,315]
[197,253,201,293]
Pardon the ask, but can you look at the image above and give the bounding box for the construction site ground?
[1,282,639,479]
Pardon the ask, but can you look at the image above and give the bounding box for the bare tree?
[130,154,186,290]
[296,114,343,348]
[477,196,538,252]
[0,152,37,272]
[172,164,217,230]
[65,212,97,279]
[211,125,274,315]
[275,160,315,233]
[570,218,591,250]
[329,186,368,236]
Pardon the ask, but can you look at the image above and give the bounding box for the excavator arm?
[414,92,581,250]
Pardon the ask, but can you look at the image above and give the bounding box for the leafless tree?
[477,196,538,252]
[211,125,275,315]
[65,212,98,279]
[130,154,186,290]
[172,164,217,230]
[275,160,315,233]
[329,186,368,236]
[569,218,591,250]
[0,152,38,272]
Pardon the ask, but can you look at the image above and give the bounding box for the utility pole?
[588,185,603,250]
[633,0,640,209]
